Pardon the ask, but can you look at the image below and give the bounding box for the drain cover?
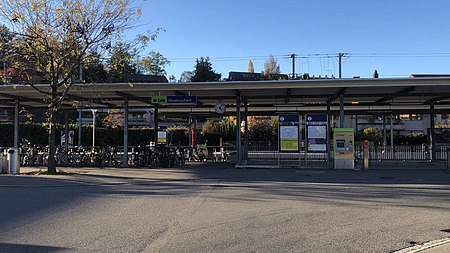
[441,229,450,233]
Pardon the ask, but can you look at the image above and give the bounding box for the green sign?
[151,96,167,104]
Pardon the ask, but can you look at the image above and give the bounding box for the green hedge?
[0,123,193,147]
[355,127,428,145]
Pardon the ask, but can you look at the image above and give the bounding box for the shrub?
[202,118,235,145]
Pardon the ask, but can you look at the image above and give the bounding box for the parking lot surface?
[1,163,449,252]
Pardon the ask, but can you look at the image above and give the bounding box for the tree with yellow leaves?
[0,0,141,174]
[248,60,254,73]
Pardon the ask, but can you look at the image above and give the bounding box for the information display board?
[157,126,168,144]
[306,115,328,153]
[278,115,300,152]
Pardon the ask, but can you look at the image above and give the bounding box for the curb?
[393,238,450,253]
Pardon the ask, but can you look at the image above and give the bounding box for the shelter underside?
[0,78,449,115]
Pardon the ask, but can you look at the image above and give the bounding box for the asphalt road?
[0,163,449,253]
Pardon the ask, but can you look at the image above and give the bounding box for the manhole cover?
[441,229,450,233]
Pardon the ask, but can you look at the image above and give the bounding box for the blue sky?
[135,0,450,79]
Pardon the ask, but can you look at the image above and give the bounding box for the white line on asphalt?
[393,238,450,253]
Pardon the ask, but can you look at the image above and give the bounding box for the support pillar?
[91,109,97,149]
[390,113,394,150]
[327,103,332,168]
[339,94,344,128]
[188,115,192,147]
[123,97,129,167]
[154,105,158,144]
[383,115,387,146]
[236,93,241,165]
[14,98,19,149]
[78,110,82,146]
[194,118,197,146]
[64,110,69,165]
[430,104,435,161]
[244,100,249,164]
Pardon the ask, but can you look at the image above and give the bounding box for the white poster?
[307,125,327,152]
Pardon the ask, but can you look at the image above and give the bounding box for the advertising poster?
[306,115,328,153]
[307,125,327,152]
[157,131,167,144]
[280,125,299,152]
[278,115,300,153]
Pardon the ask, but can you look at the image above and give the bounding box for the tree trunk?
[47,91,57,175]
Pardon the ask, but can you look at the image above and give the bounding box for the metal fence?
[355,144,450,161]
[228,141,450,168]
[241,141,330,168]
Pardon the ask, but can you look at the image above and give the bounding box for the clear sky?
[135,0,450,80]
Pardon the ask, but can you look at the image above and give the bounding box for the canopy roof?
[1,77,450,115]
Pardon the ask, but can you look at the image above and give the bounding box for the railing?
[237,142,450,168]
[242,141,330,168]
[355,144,450,161]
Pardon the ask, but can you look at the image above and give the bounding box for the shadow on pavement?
[0,162,449,237]
[0,243,69,253]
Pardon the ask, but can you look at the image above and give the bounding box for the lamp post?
[91,109,98,149]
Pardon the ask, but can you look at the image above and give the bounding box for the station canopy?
[1,77,450,115]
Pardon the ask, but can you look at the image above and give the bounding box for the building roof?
[227,72,289,81]
[127,74,168,83]
[410,74,450,79]
[1,78,450,115]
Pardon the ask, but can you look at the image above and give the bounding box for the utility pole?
[338,52,344,79]
[290,54,296,79]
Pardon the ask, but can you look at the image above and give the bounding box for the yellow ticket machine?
[333,128,354,169]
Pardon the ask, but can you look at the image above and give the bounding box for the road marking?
[393,238,450,253]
